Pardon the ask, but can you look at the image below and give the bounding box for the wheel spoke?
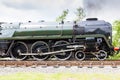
[31,41,50,60]
[10,42,28,60]
[96,50,107,60]
[75,51,85,60]
[54,41,72,60]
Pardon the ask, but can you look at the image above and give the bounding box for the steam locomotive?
[0,18,117,61]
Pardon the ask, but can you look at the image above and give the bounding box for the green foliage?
[109,53,120,60]
[56,7,86,22]
[112,20,120,46]
[74,7,86,21]
[56,9,69,22]
[109,20,120,60]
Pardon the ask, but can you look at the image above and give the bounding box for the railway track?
[0,60,120,68]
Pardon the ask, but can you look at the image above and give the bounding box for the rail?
[0,60,119,68]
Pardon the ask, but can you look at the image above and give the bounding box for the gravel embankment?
[0,66,120,75]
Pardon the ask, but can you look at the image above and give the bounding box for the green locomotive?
[0,18,116,60]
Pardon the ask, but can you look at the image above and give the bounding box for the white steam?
[83,0,120,23]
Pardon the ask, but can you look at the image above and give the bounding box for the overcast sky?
[0,0,120,23]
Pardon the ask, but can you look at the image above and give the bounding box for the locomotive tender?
[0,18,116,60]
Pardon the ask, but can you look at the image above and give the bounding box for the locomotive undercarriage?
[0,37,111,61]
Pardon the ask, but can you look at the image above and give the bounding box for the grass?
[109,53,120,60]
[0,72,120,80]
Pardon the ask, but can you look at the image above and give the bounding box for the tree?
[109,20,120,59]
[112,20,120,46]
[56,9,69,22]
[74,7,86,21]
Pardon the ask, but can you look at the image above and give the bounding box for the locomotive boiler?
[0,18,115,61]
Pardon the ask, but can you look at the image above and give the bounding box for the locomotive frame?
[0,34,114,61]
[0,18,118,61]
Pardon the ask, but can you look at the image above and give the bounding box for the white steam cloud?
[0,0,119,23]
[83,0,120,23]
[0,0,83,22]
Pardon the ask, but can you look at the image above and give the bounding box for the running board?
[19,49,75,56]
